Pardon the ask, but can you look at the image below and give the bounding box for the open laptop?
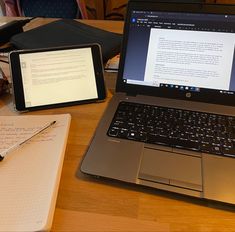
[80,1,235,205]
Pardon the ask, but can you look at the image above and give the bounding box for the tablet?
[9,44,106,111]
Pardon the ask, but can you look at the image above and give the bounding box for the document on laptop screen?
[144,28,235,90]
[19,47,98,107]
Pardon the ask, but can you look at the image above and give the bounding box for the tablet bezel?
[10,44,106,111]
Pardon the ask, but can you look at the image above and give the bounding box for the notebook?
[80,1,235,205]
[0,114,71,231]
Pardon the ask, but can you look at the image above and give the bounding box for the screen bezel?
[10,44,106,111]
[116,1,235,106]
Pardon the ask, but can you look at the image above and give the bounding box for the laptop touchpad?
[138,147,202,191]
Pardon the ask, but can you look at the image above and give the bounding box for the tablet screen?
[19,47,98,108]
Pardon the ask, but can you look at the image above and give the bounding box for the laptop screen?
[117,1,235,105]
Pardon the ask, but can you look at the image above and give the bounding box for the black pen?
[0,120,56,161]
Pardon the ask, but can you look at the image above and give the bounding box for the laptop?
[80,1,235,205]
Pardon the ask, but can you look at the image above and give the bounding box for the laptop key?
[108,101,235,157]
[127,131,138,140]
[118,129,128,138]
[136,132,147,141]
[211,146,222,155]
[171,138,200,151]
[108,127,119,137]
[147,134,170,145]
[222,147,235,157]
[201,143,212,153]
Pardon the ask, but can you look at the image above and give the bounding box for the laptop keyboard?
[107,101,235,157]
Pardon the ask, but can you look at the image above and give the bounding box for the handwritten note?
[0,120,56,152]
[0,114,71,232]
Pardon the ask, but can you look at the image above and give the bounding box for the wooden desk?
[1,17,235,232]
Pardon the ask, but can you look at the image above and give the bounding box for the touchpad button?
[138,148,202,191]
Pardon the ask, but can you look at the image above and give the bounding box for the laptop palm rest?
[138,147,202,191]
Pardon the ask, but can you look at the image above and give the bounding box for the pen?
[0,120,56,161]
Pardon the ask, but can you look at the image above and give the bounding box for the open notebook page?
[0,114,71,232]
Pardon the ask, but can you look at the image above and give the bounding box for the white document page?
[19,47,98,107]
[144,28,235,90]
